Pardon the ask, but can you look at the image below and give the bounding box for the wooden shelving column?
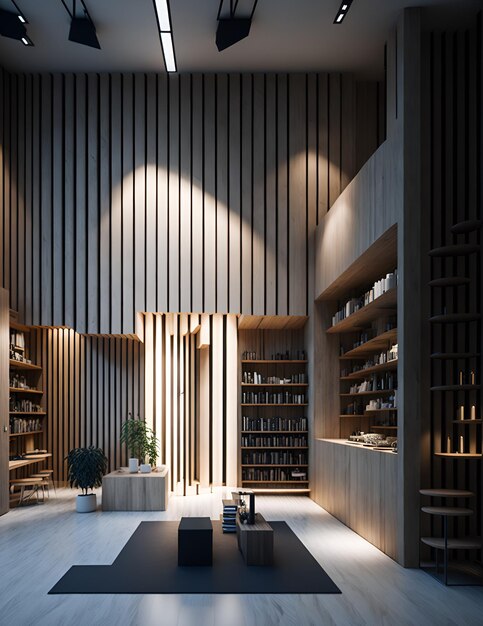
[8,312,50,487]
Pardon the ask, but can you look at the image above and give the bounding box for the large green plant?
[66,446,108,495]
[120,416,159,466]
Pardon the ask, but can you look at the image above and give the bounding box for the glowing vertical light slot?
[154,0,171,30]
[161,32,176,72]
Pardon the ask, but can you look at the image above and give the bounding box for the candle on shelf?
[459,370,464,385]
[459,405,465,421]
[470,405,476,420]
[459,436,464,454]
[470,371,475,385]
[447,435,452,453]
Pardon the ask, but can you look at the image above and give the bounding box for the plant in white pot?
[66,446,108,513]
[120,415,159,473]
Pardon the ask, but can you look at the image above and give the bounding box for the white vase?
[76,493,96,513]
[128,458,139,473]
[140,463,151,473]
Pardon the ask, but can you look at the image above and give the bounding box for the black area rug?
[49,521,340,594]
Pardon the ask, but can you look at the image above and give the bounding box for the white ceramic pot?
[128,458,139,473]
[140,463,152,473]
[76,493,97,513]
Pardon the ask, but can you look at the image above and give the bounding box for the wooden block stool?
[36,469,56,496]
[9,478,45,506]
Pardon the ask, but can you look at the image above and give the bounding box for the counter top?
[316,438,397,454]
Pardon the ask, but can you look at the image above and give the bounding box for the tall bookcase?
[238,320,309,494]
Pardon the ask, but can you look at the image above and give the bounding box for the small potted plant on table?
[66,446,108,513]
[120,415,159,473]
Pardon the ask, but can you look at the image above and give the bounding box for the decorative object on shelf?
[128,458,139,474]
[238,496,249,524]
[140,463,151,474]
[65,446,108,513]
[120,413,159,471]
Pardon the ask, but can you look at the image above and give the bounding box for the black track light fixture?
[216,0,258,52]
[61,0,100,49]
[0,7,26,41]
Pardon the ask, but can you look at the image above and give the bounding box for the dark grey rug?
[49,520,341,594]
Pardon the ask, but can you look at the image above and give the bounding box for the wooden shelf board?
[339,328,398,359]
[430,385,480,391]
[9,319,31,332]
[9,453,52,470]
[430,314,480,323]
[452,420,482,424]
[9,387,43,394]
[9,431,43,437]
[241,383,308,387]
[340,389,396,397]
[241,403,308,406]
[450,219,483,234]
[434,453,482,459]
[9,411,46,416]
[339,414,366,418]
[421,537,481,550]
[431,352,480,360]
[245,488,311,494]
[429,277,470,287]
[327,288,397,335]
[9,360,42,371]
[343,359,398,380]
[241,480,309,484]
[429,244,480,257]
[364,408,398,412]
[419,488,474,497]
[238,314,308,330]
[371,425,398,430]
[421,506,473,516]
[241,360,307,364]
[241,446,308,450]
[241,431,308,434]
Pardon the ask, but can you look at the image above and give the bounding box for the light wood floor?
[0,489,481,626]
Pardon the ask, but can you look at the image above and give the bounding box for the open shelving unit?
[8,312,50,495]
[238,323,310,495]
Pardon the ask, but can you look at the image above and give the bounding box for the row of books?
[222,499,237,533]
[242,371,308,384]
[9,417,42,434]
[9,399,43,413]
[10,331,25,349]
[242,416,308,431]
[241,435,308,447]
[242,468,307,481]
[242,451,308,465]
[348,373,397,394]
[241,392,306,404]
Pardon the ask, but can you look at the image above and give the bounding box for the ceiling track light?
[60,0,101,49]
[152,0,177,73]
[216,0,258,52]
[0,5,33,45]
[333,0,354,25]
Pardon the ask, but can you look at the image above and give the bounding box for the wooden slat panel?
[265,74,277,315]
[204,74,216,313]
[328,73,341,208]
[145,74,157,314]
[64,74,75,329]
[211,314,223,485]
[228,74,241,313]
[191,75,204,314]
[216,74,229,313]
[110,74,122,334]
[40,74,52,325]
[134,74,146,319]
[168,75,180,313]
[179,74,192,314]
[87,74,99,333]
[17,75,25,320]
[122,74,134,334]
[277,74,288,313]
[225,314,238,487]
[157,75,169,312]
[252,74,265,315]
[75,74,87,333]
[241,74,253,314]
[0,289,9,516]
[99,74,111,333]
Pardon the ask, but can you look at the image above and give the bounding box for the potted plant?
[120,415,159,473]
[66,446,108,513]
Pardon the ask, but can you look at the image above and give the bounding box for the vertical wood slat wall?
[1,71,384,335]
[30,328,145,483]
[422,19,482,550]
[143,313,238,495]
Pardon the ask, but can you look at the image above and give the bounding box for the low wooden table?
[102,466,169,511]
[237,512,274,565]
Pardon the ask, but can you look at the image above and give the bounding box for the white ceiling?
[0,0,480,77]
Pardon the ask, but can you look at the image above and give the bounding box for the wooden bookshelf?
[327,288,397,334]
[239,327,309,494]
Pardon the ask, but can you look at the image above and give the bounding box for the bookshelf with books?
[239,325,309,495]
[8,312,49,474]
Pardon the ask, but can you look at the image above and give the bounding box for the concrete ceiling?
[0,0,480,77]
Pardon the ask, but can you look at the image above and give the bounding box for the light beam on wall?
[153,0,177,72]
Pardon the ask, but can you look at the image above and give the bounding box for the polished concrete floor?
[0,489,481,626]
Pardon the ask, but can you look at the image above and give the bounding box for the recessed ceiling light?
[160,31,176,72]
[334,0,354,24]
[152,0,177,72]
[154,0,171,31]
[18,15,25,23]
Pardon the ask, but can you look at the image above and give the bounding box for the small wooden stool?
[9,478,45,506]
[30,474,51,498]
[35,469,56,496]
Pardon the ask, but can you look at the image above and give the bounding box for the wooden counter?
[313,438,398,561]
[102,466,169,511]
[9,453,52,471]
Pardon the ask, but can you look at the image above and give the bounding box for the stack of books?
[222,499,237,533]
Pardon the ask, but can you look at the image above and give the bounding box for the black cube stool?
[178,517,213,566]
